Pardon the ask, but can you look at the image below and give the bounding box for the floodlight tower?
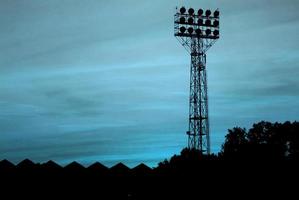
[174,7,220,154]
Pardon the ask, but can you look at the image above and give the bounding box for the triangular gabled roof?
[42,160,62,169]
[87,162,108,171]
[0,159,15,169]
[64,161,85,170]
[132,163,152,172]
[17,159,35,168]
[110,162,130,171]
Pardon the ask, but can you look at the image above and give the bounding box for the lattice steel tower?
[174,7,220,154]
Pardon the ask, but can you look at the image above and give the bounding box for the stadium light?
[174,7,220,153]
[174,8,220,39]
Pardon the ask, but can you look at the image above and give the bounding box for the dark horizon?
[1,0,299,167]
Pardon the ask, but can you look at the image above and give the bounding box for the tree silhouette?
[221,127,248,159]
[220,121,298,160]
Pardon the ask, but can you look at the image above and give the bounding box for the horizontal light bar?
[175,19,219,28]
[178,7,219,18]
[176,28,219,36]
[175,13,218,20]
[179,26,218,32]
[175,32,219,39]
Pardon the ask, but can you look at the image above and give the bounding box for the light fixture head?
[206,29,211,35]
[188,17,194,24]
[180,17,186,24]
[198,9,203,16]
[195,29,202,35]
[205,19,211,26]
[198,19,203,25]
[188,8,195,15]
[188,27,194,34]
[214,10,220,17]
[213,29,219,36]
[180,26,186,33]
[180,7,186,14]
[205,10,211,17]
[213,20,219,27]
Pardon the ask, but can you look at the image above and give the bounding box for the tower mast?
[174,7,220,153]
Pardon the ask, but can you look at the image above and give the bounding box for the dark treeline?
[158,120,298,168]
[221,121,298,160]
[0,121,298,199]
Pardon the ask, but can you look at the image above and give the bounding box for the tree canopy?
[220,121,298,160]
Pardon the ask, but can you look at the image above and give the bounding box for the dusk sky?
[1,0,299,167]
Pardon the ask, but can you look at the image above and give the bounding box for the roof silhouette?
[132,163,152,171]
[42,160,62,169]
[132,163,152,175]
[87,162,108,171]
[64,161,85,170]
[0,159,15,169]
[17,159,36,168]
[110,162,130,170]
[110,162,130,175]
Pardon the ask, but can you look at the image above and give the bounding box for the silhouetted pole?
[174,7,220,154]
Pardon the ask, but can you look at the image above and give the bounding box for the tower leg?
[187,38,210,154]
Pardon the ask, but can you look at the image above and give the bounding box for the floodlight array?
[175,7,220,39]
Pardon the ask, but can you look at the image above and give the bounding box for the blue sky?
[0,0,299,167]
